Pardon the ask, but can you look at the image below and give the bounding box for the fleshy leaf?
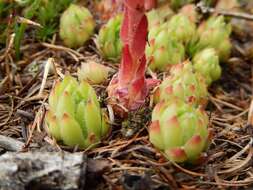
[84,98,102,139]
[56,90,75,118]
[101,109,110,137]
[165,147,187,163]
[76,101,88,139]
[149,120,164,150]
[162,116,183,148]
[60,113,86,147]
[45,111,61,140]
[184,135,203,161]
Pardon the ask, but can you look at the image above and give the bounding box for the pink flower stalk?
[107,0,158,116]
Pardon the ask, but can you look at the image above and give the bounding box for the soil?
[0,1,253,189]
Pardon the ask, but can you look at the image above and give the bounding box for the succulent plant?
[167,13,196,45]
[146,3,174,28]
[45,75,109,148]
[149,99,211,163]
[193,48,221,86]
[97,14,123,62]
[191,16,232,62]
[146,23,185,72]
[77,61,112,84]
[179,4,198,23]
[154,61,208,106]
[59,4,95,48]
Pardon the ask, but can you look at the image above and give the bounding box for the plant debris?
[0,0,253,189]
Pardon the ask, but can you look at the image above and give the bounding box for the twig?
[171,161,207,177]
[0,33,15,62]
[218,147,253,174]
[41,42,85,61]
[16,16,42,28]
[197,2,253,21]
[226,138,253,162]
[111,166,152,172]
[38,58,54,96]
[248,98,253,125]
[210,97,244,111]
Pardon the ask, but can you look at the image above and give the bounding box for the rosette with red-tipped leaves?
[45,76,109,148]
[149,99,211,163]
[166,13,196,45]
[146,3,174,28]
[190,16,232,62]
[179,4,198,23]
[154,61,208,106]
[146,22,185,72]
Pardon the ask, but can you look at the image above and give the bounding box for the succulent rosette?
[146,23,185,72]
[45,76,109,148]
[97,14,123,62]
[191,16,232,61]
[149,99,211,163]
[60,4,95,48]
[77,62,112,84]
[166,13,196,45]
[154,61,208,106]
[179,4,198,23]
[147,3,174,28]
[193,48,221,86]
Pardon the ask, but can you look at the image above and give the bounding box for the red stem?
[107,0,158,115]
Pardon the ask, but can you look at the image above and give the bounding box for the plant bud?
[149,99,210,163]
[155,61,208,106]
[179,4,198,23]
[97,14,123,62]
[147,3,174,27]
[192,16,232,62]
[77,61,112,84]
[193,48,221,85]
[45,75,109,148]
[146,23,185,72]
[60,4,95,48]
[167,13,196,45]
